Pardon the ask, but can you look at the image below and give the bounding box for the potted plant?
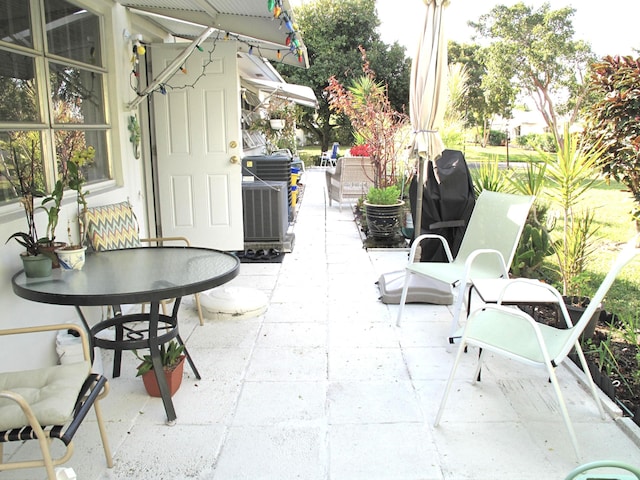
[134,340,186,397]
[2,140,52,277]
[362,185,405,240]
[326,47,409,242]
[55,146,95,270]
[38,178,67,267]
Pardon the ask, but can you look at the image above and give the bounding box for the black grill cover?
[409,149,476,262]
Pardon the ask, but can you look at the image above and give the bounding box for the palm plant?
[538,123,603,296]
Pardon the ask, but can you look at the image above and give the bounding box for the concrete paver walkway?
[4,168,639,479]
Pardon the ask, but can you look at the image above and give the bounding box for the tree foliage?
[326,48,409,188]
[583,55,640,223]
[276,0,410,151]
[470,2,594,143]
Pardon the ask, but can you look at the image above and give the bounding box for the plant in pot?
[55,146,95,271]
[2,140,52,278]
[134,340,186,397]
[326,46,409,243]
[38,177,67,267]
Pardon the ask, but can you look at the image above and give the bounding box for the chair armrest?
[410,233,453,263]
[461,248,509,284]
[0,323,90,362]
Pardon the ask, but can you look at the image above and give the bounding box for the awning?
[242,78,318,109]
[116,0,309,68]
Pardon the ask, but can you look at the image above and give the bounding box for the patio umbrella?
[410,0,449,239]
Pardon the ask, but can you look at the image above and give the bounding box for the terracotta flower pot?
[141,355,185,397]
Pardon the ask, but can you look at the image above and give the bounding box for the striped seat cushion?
[84,201,141,251]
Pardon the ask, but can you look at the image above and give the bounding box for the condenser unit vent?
[242,181,289,242]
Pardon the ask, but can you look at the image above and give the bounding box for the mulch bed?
[531,305,640,426]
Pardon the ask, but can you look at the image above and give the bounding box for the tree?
[470,2,594,143]
[583,55,640,226]
[276,0,410,151]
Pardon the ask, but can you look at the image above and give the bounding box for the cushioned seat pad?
[0,361,90,430]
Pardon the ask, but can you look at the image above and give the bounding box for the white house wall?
[0,1,170,370]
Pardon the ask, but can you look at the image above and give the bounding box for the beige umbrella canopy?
[410,0,449,238]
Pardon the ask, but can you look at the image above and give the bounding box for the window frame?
[0,0,112,216]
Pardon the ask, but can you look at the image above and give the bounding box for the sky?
[290,0,639,58]
[375,0,639,58]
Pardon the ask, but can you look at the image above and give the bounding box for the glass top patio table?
[12,246,240,423]
[12,247,240,306]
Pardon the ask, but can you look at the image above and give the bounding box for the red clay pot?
[141,355,185,397]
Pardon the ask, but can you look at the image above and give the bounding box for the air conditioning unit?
[242,181,289,242]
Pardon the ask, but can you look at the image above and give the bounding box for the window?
[0,0,109,205]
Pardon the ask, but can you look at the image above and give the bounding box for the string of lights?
[128,0,305,102]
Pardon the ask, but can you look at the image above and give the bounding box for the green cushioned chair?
[435,237,640,459]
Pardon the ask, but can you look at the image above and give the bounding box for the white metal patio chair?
[435,236,640,459]
[396,190,535,342]
[320,142,339,167]
[0,323,112,479]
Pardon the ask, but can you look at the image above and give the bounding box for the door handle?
[230,155,239,164]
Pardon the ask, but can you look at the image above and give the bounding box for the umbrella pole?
[413,154,425,241]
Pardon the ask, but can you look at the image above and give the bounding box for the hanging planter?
[269,118,285,130]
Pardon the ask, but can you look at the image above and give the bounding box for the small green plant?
[134,340,185,377]
[39,178,65,245]
[366,185,400,205]
[470,157,511,197]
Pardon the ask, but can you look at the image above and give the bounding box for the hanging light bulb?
[277,50,282,60]
[136,42,146,56]
[273,5,282,17]
[267,0,275,12]
[159,85,167,95]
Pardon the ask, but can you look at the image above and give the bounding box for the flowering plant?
[349,144,371,157]
[326,46,409,188]
[66,146,95,246]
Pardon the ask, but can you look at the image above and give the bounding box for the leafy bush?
[488,129,507,146]
[517,133,556,152]
[366,185,400,205]
[584,55,640,223]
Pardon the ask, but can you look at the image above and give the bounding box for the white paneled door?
[151,40,243,251]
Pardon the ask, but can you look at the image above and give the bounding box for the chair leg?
[435,338,468,426]
[94,384,114,468]
[396,270,412,326]
[194,293,204,326]
[573,341,605,419]
[546,362,581,459]
[448,283,470,343]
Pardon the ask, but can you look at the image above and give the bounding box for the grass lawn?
[297,142,640,320]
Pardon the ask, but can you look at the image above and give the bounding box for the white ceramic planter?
[55,246,87,271]
[269,119,285,130]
